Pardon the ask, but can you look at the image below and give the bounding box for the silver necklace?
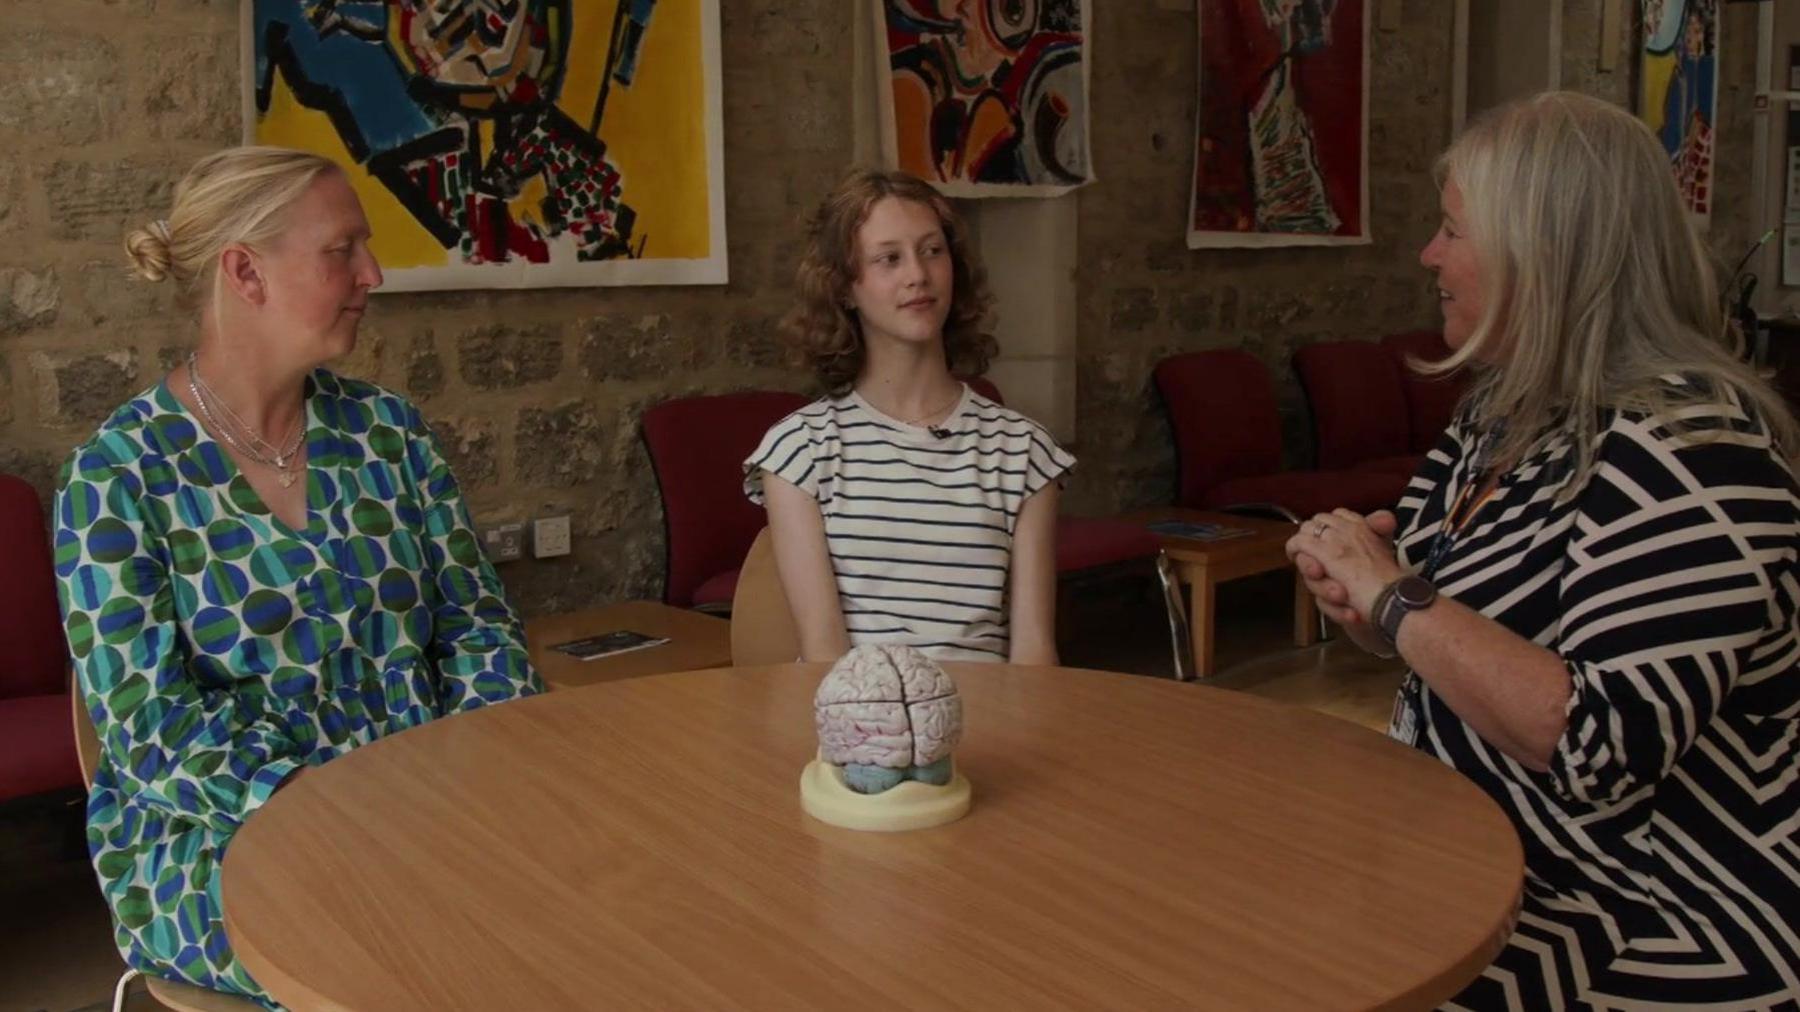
[187,353,305,488]
[188,353,303,461]
[896,389,963,428]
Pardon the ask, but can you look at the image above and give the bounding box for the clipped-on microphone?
[929,426,953,439]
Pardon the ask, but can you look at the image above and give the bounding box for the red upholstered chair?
[0,474,81,803]
[1153,350,1407,517]
[1292,339,1423,478]
[962,376,1160,576]
[1380,330,1469,453]
[642,391,811,610]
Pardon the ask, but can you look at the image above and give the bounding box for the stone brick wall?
[1,0,849,616]
[1066,0,1762,516]
[0,1,1766,615]
[1068,3,1456,514]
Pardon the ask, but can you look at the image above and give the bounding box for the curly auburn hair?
[781,168,997,394]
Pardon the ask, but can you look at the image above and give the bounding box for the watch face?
[1395,576,1437,608]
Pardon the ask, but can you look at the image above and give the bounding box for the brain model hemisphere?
[814,644,963,794]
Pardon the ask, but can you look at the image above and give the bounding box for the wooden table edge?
[1379,883,1523,1010]
[222,663,1524,1011]
[223,894,356,1012]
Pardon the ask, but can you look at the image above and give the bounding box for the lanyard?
[1419,474,1499,580]
[1418,422,1507,581]
[1395,422,1505,745]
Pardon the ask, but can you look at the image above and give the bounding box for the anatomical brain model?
[800,644,971,831]
[815,643,963,793]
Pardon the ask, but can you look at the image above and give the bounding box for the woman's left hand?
[1285,508,1408,619]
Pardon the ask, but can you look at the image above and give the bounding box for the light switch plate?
[533,515,572,559]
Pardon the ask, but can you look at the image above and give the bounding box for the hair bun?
[124,219,173,282]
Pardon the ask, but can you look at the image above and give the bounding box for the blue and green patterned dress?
[54,370,542,1004]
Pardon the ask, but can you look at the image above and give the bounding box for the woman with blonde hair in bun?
[58,147,541,1002]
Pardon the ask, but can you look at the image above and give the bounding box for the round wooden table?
[222,664,1522,1010]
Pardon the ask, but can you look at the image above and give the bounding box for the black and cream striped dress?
[1390,381,1800,1009]
[744,384,1074,662]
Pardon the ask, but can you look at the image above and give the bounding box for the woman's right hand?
[1293,510,1398,627]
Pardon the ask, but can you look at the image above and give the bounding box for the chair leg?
[112,968,140,1012]
[1155,553,1195,682]
[1188,573,1217,677]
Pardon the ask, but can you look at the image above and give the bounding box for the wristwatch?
[1372,575,1437,649]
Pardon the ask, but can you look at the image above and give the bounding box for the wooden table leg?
[1189,570,1216,678]
[1293,570,1320,648]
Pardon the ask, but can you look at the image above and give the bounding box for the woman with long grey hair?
[1289,91,1799,1007]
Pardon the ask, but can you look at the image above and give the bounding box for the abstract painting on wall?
[1188,0,1370,249]
[874,0,1093,197]
[1638,0,1717,226]
[242,1,727,290]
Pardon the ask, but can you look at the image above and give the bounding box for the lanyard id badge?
[1392,423,1505,749]
[1392,672,1422,746]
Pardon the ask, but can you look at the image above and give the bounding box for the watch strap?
[1373,584,1404,649]
[1374,576,1434,647]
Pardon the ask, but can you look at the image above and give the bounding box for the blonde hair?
[1424,91,1796,486]
[782,168,996,395]
[123,146,339,304]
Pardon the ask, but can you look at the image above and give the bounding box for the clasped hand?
[1284,509,1408,628]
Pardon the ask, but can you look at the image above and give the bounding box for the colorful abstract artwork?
[1188,0,1369,249]
[1638,0,1717,226]
[242,1,726,290]
[875,0,1093,197]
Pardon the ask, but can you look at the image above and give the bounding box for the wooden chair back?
[730,528,800,667]
[72,670,100,790]
[78,677,266,1010]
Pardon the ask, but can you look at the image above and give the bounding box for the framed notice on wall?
[242,1,728,291]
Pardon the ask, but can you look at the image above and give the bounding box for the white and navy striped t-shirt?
[743,385,1075,662]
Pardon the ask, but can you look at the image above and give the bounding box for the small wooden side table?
[1125,508,1319,678]
[524,600,732,690]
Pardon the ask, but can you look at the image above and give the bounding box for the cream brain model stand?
[801,644,971,831]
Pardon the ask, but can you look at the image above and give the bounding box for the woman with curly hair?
[743,169,1073,664]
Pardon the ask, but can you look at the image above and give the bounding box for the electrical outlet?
[532,515,572,559]
[482,523,525,563]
